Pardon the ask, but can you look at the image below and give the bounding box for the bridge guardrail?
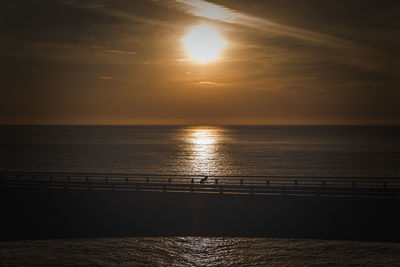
[1,171,399,198]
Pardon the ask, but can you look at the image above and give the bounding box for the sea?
[1,125,400,266]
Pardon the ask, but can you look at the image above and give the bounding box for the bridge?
[1,171,400,242]
[1,171,399,198]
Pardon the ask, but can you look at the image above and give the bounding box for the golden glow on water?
[190,129,217,145]
[185,127,223,175]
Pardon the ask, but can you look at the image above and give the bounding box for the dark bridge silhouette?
[1,171,399,242]
[1,171,399,198]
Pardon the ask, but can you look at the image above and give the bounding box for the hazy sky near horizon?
[1,0,400,124]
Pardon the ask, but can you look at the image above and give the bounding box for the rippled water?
[1,125,400,177]
[1,126,400,265]
[1,237,400,266]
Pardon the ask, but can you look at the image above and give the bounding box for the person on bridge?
[200,176,208,184]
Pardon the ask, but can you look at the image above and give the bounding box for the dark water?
[1,237,400,266]
[1,125,400,177]
[1,125,400,266]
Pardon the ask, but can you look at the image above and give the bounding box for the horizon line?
[1,123,399,127]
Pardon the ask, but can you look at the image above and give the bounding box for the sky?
[1,0,400,125]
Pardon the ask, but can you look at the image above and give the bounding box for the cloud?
[62,0,174,27]
[98,76,113,80]
[195,81,231,87]
[106,50,137,55]
[164,0,358,49]
[197,81,217,86]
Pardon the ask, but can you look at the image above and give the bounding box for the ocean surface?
[1,125,400,177]
[1,125,400,266]
[1,237,400,266]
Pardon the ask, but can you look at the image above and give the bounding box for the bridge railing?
[1,171,399,198]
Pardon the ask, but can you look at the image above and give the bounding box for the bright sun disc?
[183,24,226,63]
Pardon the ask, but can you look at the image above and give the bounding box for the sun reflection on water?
[184,126,223,176]
[190,129,217,145]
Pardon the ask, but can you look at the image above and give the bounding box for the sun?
[183,24,227,63]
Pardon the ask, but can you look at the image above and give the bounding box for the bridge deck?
[1,171,399,198]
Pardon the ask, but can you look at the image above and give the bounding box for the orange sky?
[1,0,400,125]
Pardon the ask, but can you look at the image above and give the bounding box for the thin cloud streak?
[106,50,137,55]
[170,0,357,48]
[62,0,168,27]
[64,0,360,50]
[168,0,397,75]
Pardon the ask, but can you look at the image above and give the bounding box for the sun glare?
[191,129,217,145]
[183,24,226,63]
